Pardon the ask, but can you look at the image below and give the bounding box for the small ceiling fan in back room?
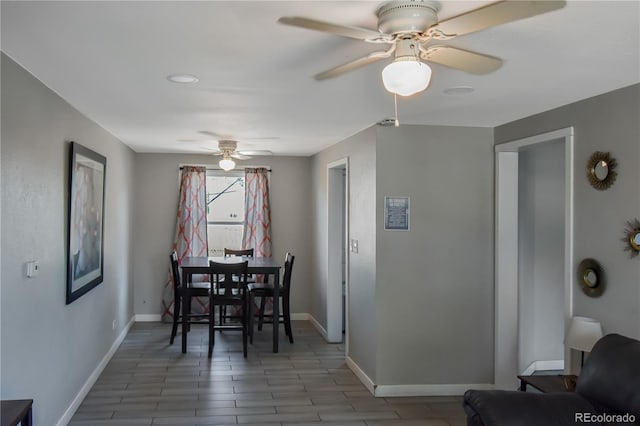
[279,0,566,97]
[200,138,273,171]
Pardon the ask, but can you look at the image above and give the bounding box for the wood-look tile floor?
[70,321,466,426]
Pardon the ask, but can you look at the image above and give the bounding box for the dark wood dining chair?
[169,251,210,345]
[208,260,249,358]
[248,252,295,344]
[220,248,255,324]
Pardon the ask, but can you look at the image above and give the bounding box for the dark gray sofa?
[463,334,640,425]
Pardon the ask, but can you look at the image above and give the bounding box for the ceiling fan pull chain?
[394,94,399,127]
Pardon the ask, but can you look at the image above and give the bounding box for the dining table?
[180,256,282,354]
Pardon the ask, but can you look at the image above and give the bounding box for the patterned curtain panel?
[161,166,208,322]
[242,168,274,315]
[242,167,272,258]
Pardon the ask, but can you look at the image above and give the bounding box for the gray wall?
[132,154,313,317]
[375,125,495,385]
[310,127,377,380]
[496,83,640,339]
[1,54,135,424]
[517,141,566,372]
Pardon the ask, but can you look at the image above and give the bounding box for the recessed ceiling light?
[443,86,474,95]
[167,74,199,84]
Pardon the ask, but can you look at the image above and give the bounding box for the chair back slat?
[170,251,181,290]
[224,248,254,257]
[282,253,295,291]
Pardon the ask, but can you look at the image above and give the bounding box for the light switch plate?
[350,239,358,253]
[26,260,40,278]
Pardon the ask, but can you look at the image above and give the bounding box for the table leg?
[272,269,280,353]
[181,270,189,353]
[24,405,33,426]
[519,380,526,391]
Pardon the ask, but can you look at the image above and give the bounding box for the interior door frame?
[327,158,349,350]
[494,127,574,389]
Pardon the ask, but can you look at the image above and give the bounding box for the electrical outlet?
[112,320,117,330]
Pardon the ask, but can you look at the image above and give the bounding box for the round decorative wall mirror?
[623,218,640,258]
[593,160,609,180]
[577,258,605,297]
[586,151,617,190]
[632,233,640,251]
[583,269,598,288]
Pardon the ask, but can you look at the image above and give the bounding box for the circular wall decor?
[622,218,640,258]
[586,151,617,190]
[576,258,605,297]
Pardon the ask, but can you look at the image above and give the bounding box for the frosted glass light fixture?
[382,59,432,97]
[219,156,235,171]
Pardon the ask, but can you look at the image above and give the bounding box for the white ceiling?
[2,1,639,156]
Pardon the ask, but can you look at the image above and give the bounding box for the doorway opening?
[327,158,349,351]
[494,127,574,389]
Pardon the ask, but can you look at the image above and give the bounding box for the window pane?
[208,224,243,256]
[206,175,245,222]
[205,173,245,256]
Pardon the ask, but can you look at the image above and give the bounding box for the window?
[206,171,245,256]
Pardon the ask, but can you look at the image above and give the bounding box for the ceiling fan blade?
[421,45,502,74]
[429,1,566,39]
[200,147,222,155]
[278,16,391,42]
[198,130,226,138]
[231,153,251,160]
[315,49,394,80]
[238,150,273,156]
[246,136,280,141]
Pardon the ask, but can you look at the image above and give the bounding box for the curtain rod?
[179,166,272,172]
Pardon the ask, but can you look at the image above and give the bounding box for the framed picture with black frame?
[384,196,410,231]
[66,142,107,304]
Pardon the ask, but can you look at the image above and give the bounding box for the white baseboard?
[57,315,135,426]
[135,314,162,322]
[308,314,329,341]
[343,356,489,397]
[346,356,376,395]
[374,383,494,397]
[291,313,309,321]
[521,359,564,376]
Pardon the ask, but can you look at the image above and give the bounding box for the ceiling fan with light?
[279,0,566,97]
[204,139,272,171]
